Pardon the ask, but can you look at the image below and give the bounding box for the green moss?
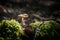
[0,19,24,40]
[30,20,60,40]
[30,21,40,31]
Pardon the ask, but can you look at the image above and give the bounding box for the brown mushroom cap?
[18,14,28,18]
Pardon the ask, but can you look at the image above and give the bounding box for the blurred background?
[0,0,60,22]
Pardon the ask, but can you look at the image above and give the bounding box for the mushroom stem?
[21,18,26,25]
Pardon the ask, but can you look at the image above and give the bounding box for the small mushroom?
[18,13,28,26]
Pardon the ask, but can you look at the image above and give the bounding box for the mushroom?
[18,13,28,26]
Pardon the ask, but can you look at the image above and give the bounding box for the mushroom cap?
[18,14,28,18]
